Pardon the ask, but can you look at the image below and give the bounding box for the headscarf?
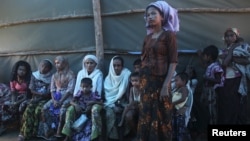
[145,0,180,34]
[104,56,131,107]
[32,59,53,84]
[224,27,240,37]
[73,54,103,96]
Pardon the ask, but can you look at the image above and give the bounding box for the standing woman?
[137,1,179,141]
[218,28,249,124]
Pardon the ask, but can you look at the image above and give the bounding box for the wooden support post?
[92,0,104,72]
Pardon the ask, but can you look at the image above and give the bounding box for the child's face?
[84,59,97,73]
[174,75,186,88]
[130,76,140,87]
[17,65,27,77]
[80,83,92,94]
[202,54,210,62]
[134,65,141,72]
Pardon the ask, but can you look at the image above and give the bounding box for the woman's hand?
[160,84,170,101]
[75,105,82,113]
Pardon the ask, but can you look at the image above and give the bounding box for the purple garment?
[49,91,62,115]
[74,90,101,109]
[71,91,101,141]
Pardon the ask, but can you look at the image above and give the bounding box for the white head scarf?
[32,59,53,84]
[145,0,180,34]
[104,56,131,107]
[73,54,103,96]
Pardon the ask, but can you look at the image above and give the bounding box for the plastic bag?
[72,114,88,132]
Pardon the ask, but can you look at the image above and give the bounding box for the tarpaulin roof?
[0,0,250,84]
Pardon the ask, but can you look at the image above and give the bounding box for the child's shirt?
[205,61,224,89]
[172,87,188,111]
[73,90,101,109]
[129,87,140,103]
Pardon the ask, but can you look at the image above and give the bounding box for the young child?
[118,72,141,135]
[133,58,141,73]
[62,77,102,141]
[200,45,224,125]
[184,65,198,126]
[172,72,191,141]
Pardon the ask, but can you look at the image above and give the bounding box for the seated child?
[118,72,141,135]
[62,77,102,141]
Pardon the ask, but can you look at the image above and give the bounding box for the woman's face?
[84,58,97,74]
[113,59,123,75]
[39,61,51,74]
[17,65,27,77]
[146,7,163,27]
[55,58,64,71]
[224,30,237,46]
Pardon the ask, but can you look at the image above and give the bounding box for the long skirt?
[217,77,241,124]
[71,104,103,141]
[20,100,48,139]
[137,74,173,141]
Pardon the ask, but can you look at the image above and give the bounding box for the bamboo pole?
[92,0,104,71]
[0,8,249,28]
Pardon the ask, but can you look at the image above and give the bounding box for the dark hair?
[202,45,219,61]
[236,37,244,43]
[81,77,92,86]
[113,56,124,67]
[11,60,32,82]
[43,59,53,70]
[130,72,140,78]
[133,58,142,66]
[176,72,189,85]
[146,5,164,17]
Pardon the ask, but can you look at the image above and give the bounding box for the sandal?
[0,127,6,135]
[54,133,63,138]
[18,135,24,141]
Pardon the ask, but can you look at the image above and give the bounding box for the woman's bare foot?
[118,121,123,127]
[63,136,69,141]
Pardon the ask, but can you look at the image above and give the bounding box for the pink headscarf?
[145,0,180,34]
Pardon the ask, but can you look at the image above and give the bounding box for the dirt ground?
[0,120,208,141]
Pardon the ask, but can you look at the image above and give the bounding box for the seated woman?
[1,60,32,132]
[104,56,131,140]
[72,54,104,140]
[37,56,75,140]
[17,59,53,141]
[0,83,11,135]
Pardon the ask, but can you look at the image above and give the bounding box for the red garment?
[10,81,28,94]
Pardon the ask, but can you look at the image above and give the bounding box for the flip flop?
[0,127,6,135]
[54,134,63,138]
[17,135,24,141]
